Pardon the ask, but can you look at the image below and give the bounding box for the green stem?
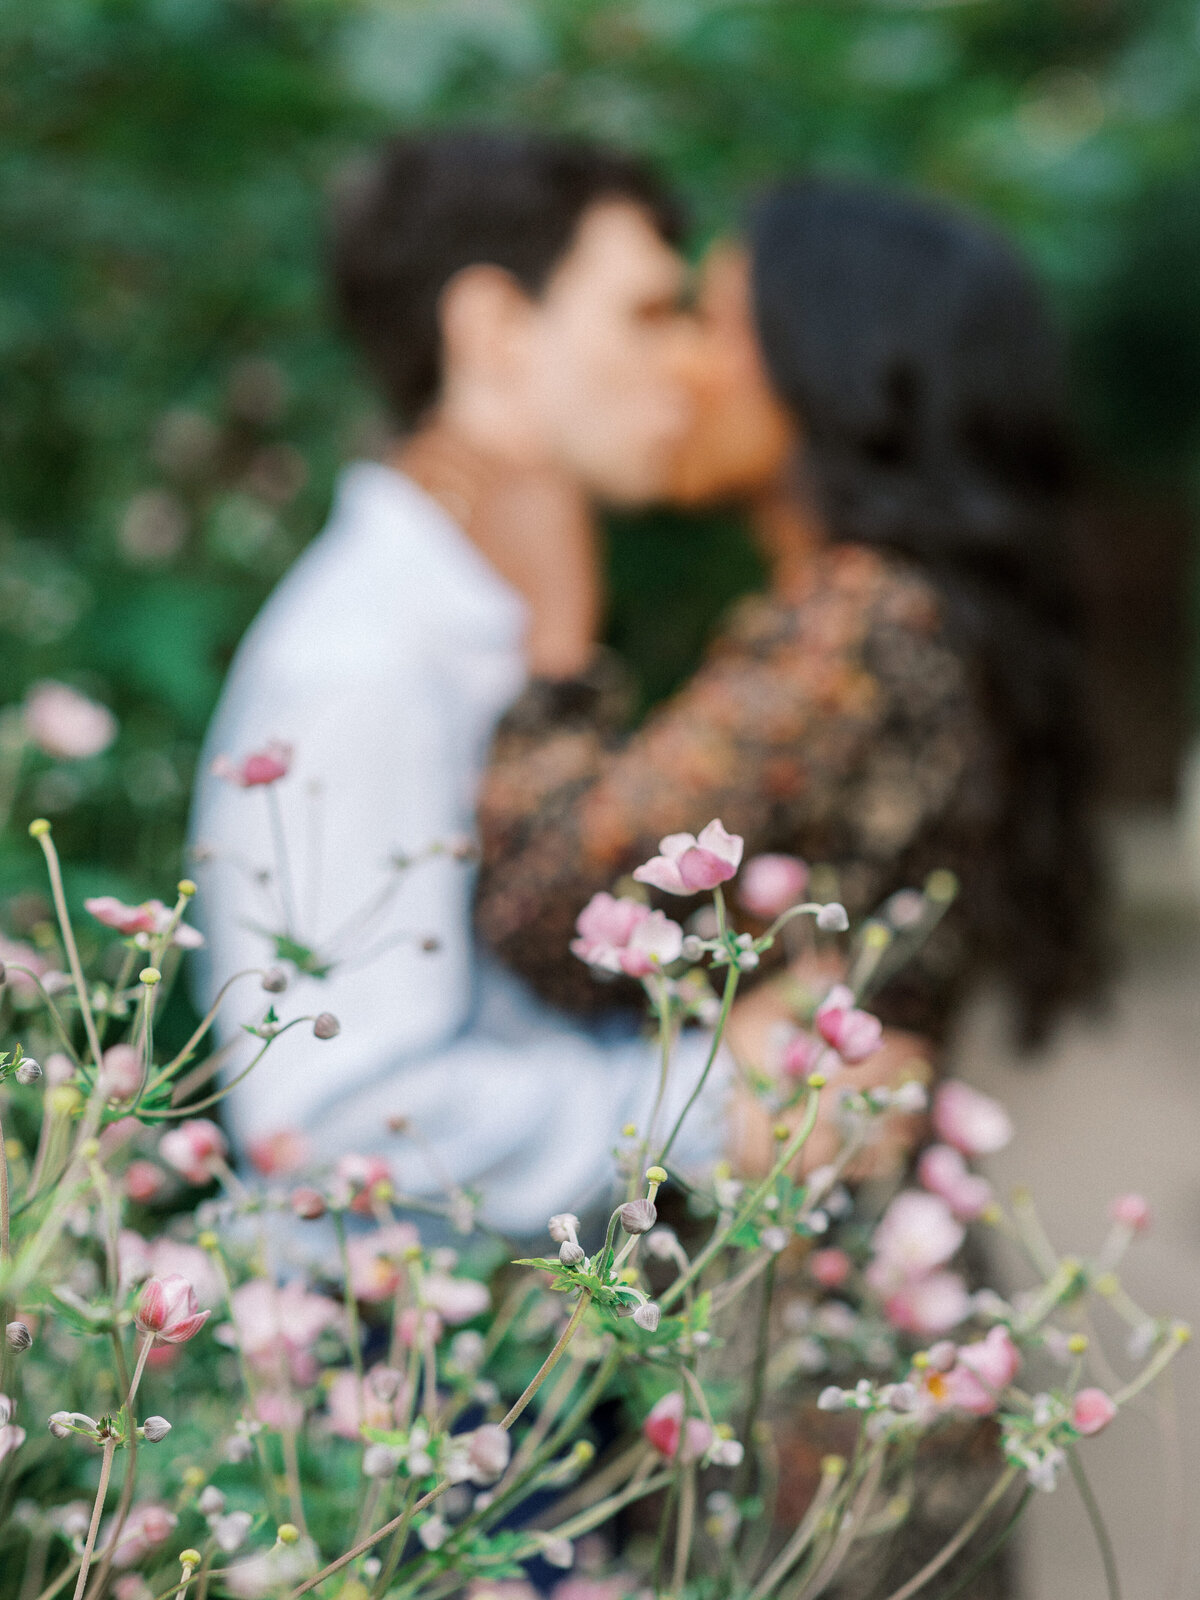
[72,1439,117,1600]
[656,961,739,1168]
[1068,1449,1122,1600]
[878,1466,1019,1600]
[34,829,103,1069]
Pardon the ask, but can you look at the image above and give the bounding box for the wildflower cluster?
[0,779,1185,1599]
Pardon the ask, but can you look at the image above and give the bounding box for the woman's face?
[668,243,797,506]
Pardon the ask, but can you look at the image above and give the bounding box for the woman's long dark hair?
[750,178,1106,1046]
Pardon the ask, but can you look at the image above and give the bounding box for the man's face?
[521,200,692,506]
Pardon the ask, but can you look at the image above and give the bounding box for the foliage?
[3,0,1200,900]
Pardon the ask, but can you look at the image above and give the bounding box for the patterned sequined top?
[474,545,1005,1041]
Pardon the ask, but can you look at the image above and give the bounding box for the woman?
[474,178,1106,1061]
[474,181,1109,1598]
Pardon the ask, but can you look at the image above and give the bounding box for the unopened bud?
[277,1523,300,1545]
[816,903,849,932]
[363,1444,400,1478]
[558,1241,585,1266]
[142,1415,172,1442]
[15,1060,42,1086]
[261,967,288,993]
[139,967,161,986]
[420,936,441,953]
[313,1012,340,1040]
[632,1301,660,1333]
[198,1486,225,1515]
[619,1198,657,1235]
[48,1411,73,1438]
[6,1321,32,1352]
[290,1187,326,1221]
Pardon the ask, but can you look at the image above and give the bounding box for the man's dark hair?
[329,129,685,423]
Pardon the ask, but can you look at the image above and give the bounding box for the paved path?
[953,815,1200,1599]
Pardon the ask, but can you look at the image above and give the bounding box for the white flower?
[417,1515,449,1552]
[540,1536,574,1569]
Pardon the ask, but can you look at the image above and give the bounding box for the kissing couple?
[192,128,1102,1237]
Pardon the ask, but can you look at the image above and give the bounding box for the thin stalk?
[139,1028,300,1119]
[935,1487,1033,1600]
[143,970,268,1092]
[285,1290,595,1598]
[5,968,83,1069]
[735,1256,776,1499]
[332,1213,365,1397]
[671,1464,697,1596]
[265,786,297,935]
[748,1458,844,1600]
[34,829,103,1068]
[636,981,674,1196]
[72,1440,117,1600]
[1068,1449,1121,1600]
[84,1331,140,1600]
[879,1466,1019,1600]
[1113,1324,1191,1405]
[656,963,739,1167]
[0,1106,10,1261]
[661,1086,821,1313]
[280,1425,308,1537]
[793,1447,886,1600]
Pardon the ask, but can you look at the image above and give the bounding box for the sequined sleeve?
[474,548,998,1034]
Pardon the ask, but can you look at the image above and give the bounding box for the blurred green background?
[3,0,1200,908]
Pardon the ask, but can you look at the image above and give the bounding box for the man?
[190,131,730,1235]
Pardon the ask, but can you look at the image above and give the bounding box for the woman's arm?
[475,549,986,1017]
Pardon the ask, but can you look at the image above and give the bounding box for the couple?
[192,130,1102,1236]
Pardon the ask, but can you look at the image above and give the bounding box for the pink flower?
[0,936,52,996]
[134,1275,210,1344]
[332,1153,392,1215]
[642,1391,713,1464]
[345,1223,419,1303]
[98,1044,144,1104]
[123,1161,166,1204]
[247,1129,311,1178]
[254,1390,305,1431]
[867,1191,964,1294]
[211,740,292,788]
[219,1279,342,1387]
[423,1274,490,1325]
[119,1233,222,1307]
[943,1327,1020,1415]
[397,1307,443,1348]
[1109,1194,1152,1233]
[325,1367,406,1440]
[1072,1387,1117,1436]
[24,681,117,761]
[102,1502,177,1569]
[932,1081,1013,1157]
[85,896,158,936]
[739,854,809,918]
[781,1032,822,1080]
[810,1248,852,1290]
[0,1422,25,1461]
[158,1120,227,1185]
[570,894,683,976]
[815,985,883,1064]
[917,1144,993,1221]
[633,820,744,896]
[85,896,204,949]
[884,1270,972,1336]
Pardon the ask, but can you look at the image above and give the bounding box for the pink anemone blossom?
[218,1279,342,1388]
[24,681,118,761]
[642,1390,714,1464]
[423,1273,490,1324]
[345,1223,420,1303]
[633,820,744,896]
[1072,1387,1117,1436]
[866,1190,965,1296]
[884,1270,972,1337]
[85,896,203,949]
[815,985,883,1064]
[570,893,683,976]
[134,1275,210,1344]
[332,1153,392,1215]
[943,1326,1021,1415]
[158,1119,227,1185]
[739,853,809,918]
[211,739,292,788]
[246,1128,311,1178]
[809,1248,852,1290]
[1109,1193,1152,1233]
[102,1503,177,1569]
[932,1081,1013,1157]
[917,1144,993,1221]
[98,1044,144,1104]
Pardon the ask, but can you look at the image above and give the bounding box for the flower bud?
[547,1213,581,1244]
[466,1422,511,1483]
[277,1523,300,1545]
[363,1444,400,1478]
[558,1241,585,1266]
[0,1396,11,1427]
[816,903,849,932]
[6,1322,31,1353]
[619,1198,657,1235]
[290,1187,327,1221]
[14,1060,42,1086]
[313,1012,340,1039]
[139,967,161,987]
[48,1412,73,1439]
[261,967,288,993]
[817,1386,847,1412]
[197,1486,225,1515]
[180,1550,202,1569]
[142,1416,172,1442]
[632,1301,661,1333]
